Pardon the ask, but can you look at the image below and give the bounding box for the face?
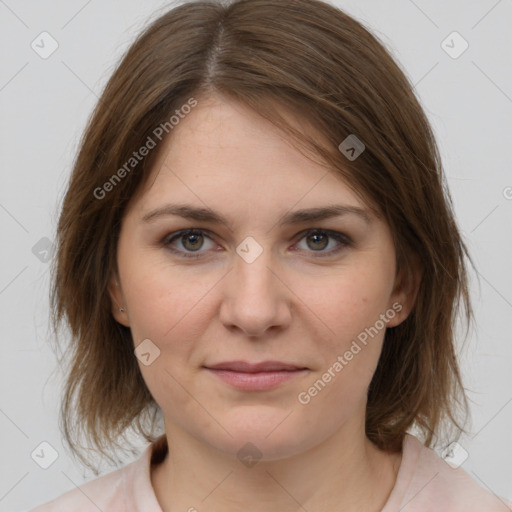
[109,94,419,461]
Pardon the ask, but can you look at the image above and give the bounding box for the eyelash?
[161,228,352,259]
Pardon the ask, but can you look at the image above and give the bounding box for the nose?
[218,244,292,338]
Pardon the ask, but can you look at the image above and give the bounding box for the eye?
[162,228,351,259]
[163,229,217,258]
[293,229,351,257]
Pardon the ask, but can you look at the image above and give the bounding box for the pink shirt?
[29,434,511,511]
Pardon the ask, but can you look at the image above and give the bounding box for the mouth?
[203,360,308,391]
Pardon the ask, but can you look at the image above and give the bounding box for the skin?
[108,93,421,512]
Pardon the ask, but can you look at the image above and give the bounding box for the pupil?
[184,233,202,251]
[308,233,327,250]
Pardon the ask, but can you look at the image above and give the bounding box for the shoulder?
[27,440,164,512]
[392,434,512,512]
[27,464,128,512]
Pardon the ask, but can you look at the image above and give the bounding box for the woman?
[30,0,511,510]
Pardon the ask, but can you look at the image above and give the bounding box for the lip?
[206,360,306,372]
[204,360,308,391]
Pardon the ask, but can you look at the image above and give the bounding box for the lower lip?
[205,368,307,391]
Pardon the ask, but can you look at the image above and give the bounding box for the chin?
[200,407,323,462]
[216,430,322,463]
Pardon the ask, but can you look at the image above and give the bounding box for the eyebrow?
[141,203,372,230]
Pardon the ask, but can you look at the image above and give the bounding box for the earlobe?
[387,253,422,328]
[107,275,131,327]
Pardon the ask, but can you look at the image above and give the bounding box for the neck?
[151,415,402,512]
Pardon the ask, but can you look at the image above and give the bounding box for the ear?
[386,251,422,328]
[107,273,131,327]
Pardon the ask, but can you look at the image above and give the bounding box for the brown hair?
[50,0,475,471]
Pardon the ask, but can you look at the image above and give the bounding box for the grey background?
[0,0,511,510]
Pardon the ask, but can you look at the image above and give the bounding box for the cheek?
[295,264,394,348]
[121,257,221,343]
[292,264,395,407]
[295,275,392,422]
[122,263,217,420]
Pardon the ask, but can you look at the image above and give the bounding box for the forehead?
[126,94,371,224]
